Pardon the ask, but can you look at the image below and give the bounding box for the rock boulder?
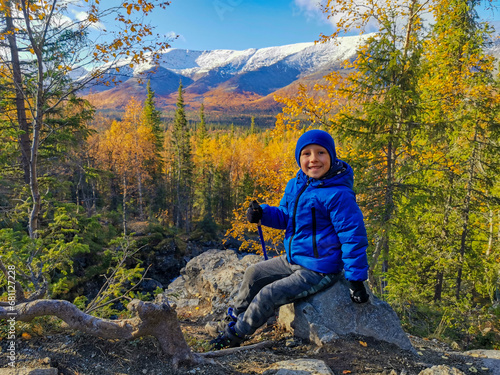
[163,249,261,315]
[163,250,415,353]
[278,278,415,353]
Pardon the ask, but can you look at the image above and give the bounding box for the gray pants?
[232,255,340,337]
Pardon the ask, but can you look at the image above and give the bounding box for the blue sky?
[156,0,334,51]
[150,0,499,52]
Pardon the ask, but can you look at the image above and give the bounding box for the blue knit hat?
[295,129,337,167]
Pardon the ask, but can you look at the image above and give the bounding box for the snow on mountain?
[83,33,375,110]
[82,31,500,94]
[145,33,372,78]
[177,49,257,75]
[83,32,500,115]
[82,33,371,86]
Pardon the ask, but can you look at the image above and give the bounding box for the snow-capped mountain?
[82,33,371,113]
[83,32,500,119]
[134,33,370,78]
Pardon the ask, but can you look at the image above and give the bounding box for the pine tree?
[335,13,424,290]
[417,0,500,301]
[143,80,164,155]
[249,116,256,135]
[198,102,208,142]
[171,81,193,230]
[143,80,165,214]
[194,101,213,220]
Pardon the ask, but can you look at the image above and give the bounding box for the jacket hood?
[296,160,354,189]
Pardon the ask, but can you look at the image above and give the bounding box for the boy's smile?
[300,144,331,179]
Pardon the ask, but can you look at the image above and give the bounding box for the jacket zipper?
[312,206,318,257]
[288,179,310,256]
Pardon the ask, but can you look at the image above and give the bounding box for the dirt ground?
[0,305,494,375]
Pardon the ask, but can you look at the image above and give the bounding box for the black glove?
[246,200,263,223]
[349,280,369,304]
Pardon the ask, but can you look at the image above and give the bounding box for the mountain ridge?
[83,33,500,122]
[83,34,373,117]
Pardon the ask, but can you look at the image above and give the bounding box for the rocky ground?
[2,249,498,374]
[0,304,496,375]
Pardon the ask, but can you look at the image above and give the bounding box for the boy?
[209,129,370,350]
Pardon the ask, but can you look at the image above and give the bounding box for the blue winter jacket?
[260,160,369,281]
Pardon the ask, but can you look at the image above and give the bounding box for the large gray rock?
[163,249,261,315]
[164,250,414,352]
[278,278,415,353]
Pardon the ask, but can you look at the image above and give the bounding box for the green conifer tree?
[249,116,256,135]
[415,0,500,302]
[171,81,193,230]
[143,80,164,153]
[198,103,208,141]
[336,14,424,289]
[143,80,166,214]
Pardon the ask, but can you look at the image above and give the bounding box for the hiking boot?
[209,321,245,350]
[205,307,238,338]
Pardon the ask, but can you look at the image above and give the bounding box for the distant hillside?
[81,33,500,125]
[81,34,372,121]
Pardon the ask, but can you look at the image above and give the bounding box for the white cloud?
[166,31,186,44]
[292,0,404,35]
[167,32,187,48]
[293,0,329,23]
[71,10,105,30]
[292,0,375,33]
[166,31,180,40]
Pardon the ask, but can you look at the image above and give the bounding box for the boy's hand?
[349,281,369,304]
[246,200,263,223]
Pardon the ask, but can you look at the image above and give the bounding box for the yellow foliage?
[223,129,307,255]
[89,97,156,193]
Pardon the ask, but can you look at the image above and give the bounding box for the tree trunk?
[76,170,82,214]
[5,1,31,185]
[0,298,201,368]
[91,181,97,215]
[20,0,55,238]
[27,47,45,239]
[497,210,500,242]
[132,113,145,221]
[434,272,444,302]
[368,234,382,286]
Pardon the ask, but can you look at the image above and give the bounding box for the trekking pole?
[250,200,268,260]
[257,220,268,260]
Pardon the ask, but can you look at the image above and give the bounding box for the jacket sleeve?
[260,179,293,230]
[260,193,289,230]
[329,189,369,281]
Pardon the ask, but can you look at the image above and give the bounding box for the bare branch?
[200,341,275,358]
[85,264,152,314]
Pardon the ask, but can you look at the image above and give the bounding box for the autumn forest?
[0,0,499,351]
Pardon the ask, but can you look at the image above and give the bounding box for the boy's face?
[300,144,331,179]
